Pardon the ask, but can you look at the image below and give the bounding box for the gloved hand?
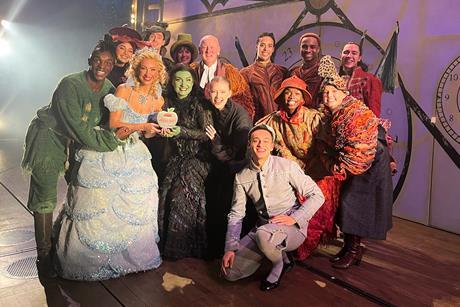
[163,126,181,138]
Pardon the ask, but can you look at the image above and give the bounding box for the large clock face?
[436,56,460,145]
[275,24,411,198]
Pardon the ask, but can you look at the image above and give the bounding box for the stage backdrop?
[1,0,458,234]
[162,0,459,233]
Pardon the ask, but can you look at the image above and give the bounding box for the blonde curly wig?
[126,47,167,97]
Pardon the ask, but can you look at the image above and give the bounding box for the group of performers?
[22,21,393,291]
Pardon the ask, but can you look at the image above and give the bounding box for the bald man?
[191,35,254,119]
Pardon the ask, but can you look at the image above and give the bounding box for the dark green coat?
[22,71,120,174]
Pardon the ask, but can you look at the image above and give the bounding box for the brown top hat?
[274,75,313,105]
[169,33,198,62]
[142,21,171,46]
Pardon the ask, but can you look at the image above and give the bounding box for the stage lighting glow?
[0,38,11,56]
[1,20,11,29]
[0,115,4,131]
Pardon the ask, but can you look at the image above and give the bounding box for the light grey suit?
[224,155,324,281]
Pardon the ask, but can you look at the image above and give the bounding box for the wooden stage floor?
[0,139,459,307]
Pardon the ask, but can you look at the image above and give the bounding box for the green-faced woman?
[157,64,214,259]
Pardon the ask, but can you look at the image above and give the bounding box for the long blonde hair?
[126,47,167,96]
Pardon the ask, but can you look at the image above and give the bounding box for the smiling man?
[142,21,174,72]
[191,34,254,119]
[22,38,123,277]
[289,32,322,108]
[256,76,342,261]
[221,124,324,291]
[339,42,383,117]
[240,32,288,122]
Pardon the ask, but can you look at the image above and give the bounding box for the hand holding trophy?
[148,108,179,137]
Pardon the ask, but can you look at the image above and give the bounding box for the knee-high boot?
[33,212,56,278]
[332,234,363,269]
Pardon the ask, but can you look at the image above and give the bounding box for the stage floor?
[1,139,459,307]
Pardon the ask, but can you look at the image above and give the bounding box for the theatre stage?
[0,140,459,307]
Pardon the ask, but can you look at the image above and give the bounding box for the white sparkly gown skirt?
[55,94,162,280]
[55,132,162,281]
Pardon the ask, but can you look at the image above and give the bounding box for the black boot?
[34,212,57,278]
[330,233,352,263]
[332,235,363,269]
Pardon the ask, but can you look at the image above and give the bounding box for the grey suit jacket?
[225,155,325,251]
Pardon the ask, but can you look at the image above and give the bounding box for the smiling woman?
[54,46,166,281]
[172,70,194,98]
[318,55,393,269]
[107,27,142,87]
[157,63,213,260]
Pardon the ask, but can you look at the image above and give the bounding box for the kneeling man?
[221,124,324,291]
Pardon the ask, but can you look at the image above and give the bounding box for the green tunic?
[22,71,121,213]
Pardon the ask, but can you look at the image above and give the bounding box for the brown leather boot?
[34,212,57,278]
[330,233,352,263]
[332,235,363,269]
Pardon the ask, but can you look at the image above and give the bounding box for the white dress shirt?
[199,61,218,88]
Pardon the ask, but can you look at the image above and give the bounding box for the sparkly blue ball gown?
[55,92,162,281]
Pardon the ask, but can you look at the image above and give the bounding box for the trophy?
[148,108,178,128]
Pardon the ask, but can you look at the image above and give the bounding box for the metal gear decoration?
[305,0,334,16]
